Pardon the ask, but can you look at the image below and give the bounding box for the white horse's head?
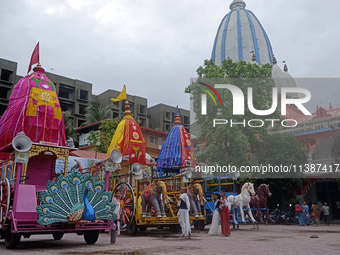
[243,182,256,196]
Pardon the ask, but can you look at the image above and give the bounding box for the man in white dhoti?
[177,187,191,239]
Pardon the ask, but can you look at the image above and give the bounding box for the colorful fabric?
[106,114,146,164]
[157,124,196,169]
[312,204,320,224]
[220,197,231,236]
[0,67,66,150]
[297,211,304,226]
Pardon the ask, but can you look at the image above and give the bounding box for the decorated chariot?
[0,63,121,249]
[106,104,206,235]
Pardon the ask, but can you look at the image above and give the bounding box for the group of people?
[207,190,231,237]
[296,201,331,226]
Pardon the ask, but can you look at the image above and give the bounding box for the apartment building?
[148,103,190,133]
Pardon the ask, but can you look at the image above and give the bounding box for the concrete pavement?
[0,224,339,255]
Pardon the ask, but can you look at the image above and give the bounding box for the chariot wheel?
[193,220,205,231]
[84,230,99,245]
[138,225,147,232]
[126,219,137,235]
[5,223,21,249]
[52,232,64,240]
[0,178,10,229]
[114,182,135,230]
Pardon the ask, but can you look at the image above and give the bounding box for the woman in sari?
[302,201,310,226]
[295,204,304,226]
[208,193,221,235]
[311,202,320,225]
[219,190,231,236]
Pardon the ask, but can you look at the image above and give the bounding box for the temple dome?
[211,0,274,66]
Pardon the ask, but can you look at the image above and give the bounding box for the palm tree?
[62,111,76,140]
[84,102,111,124]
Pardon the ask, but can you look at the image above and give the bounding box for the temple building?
[190,0,340,218]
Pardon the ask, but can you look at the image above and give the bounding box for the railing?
[0,159,16,182]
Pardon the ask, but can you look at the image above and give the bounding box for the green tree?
[63,111,77,141]
[87,119,118,153]
[85,102,111,125]
[253,133,307,208]
[186,58,281,167]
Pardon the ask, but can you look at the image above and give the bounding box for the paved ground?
[1,224,340,255]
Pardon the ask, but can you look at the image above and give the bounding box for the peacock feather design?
[36,170,117,226]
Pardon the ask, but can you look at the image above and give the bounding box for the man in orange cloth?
[220,189,231,236]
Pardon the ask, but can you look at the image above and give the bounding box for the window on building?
[165,124,171,132]
[112,111,119,119]
[77,119,86,127]
[79,104,87,115]
[112,101,120,109]
[0,87,9,99]
[79,89,88,101]
[184,116,189,125]
[150,136,157,144]
[139,118,146,127]
[0,69,13,82]
[59,86,74,100]
[60,103,74,114]
[0,104,7,116]
[158,138,162,149]
[139,104,146,114]
[165,111,170,119]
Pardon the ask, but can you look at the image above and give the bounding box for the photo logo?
[197,82,312,128]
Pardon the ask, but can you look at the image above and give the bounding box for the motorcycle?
[269,204,296,225]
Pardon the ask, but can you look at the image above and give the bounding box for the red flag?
[27,42,39,73]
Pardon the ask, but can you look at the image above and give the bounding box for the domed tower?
[157,112,197,176]
[0,63,66,150]
[106,101,146,165]
[211,0,274,66]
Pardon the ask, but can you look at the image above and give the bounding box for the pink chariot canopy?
[0,64,66,150]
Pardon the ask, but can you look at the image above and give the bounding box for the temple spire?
[174,113,182,124]
[273,56,277,65]
[230,0,246,10]
[283,64,288,72]
[251,53,257,63]
[124,101,131,116]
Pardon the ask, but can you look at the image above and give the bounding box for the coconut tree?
[84,102,111,125]
[62,111,77,141]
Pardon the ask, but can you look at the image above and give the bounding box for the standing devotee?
[177,187,191,240]
[208,193,221,235]
[295,203,304,226]
[112,190,122,235]
[311,202,320,225]
[220,190,231,236]
[302,201,310,226]
[321,202,331,226]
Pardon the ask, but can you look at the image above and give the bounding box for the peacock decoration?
[36,170,117,225]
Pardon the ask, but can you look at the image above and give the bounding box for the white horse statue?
[226,182,258,229]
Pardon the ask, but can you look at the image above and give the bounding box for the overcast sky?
[1,0,339,111]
